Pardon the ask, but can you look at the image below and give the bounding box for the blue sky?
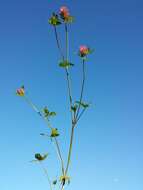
[0,0,143,190]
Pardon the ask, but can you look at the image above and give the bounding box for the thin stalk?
[65,23,73,122]
[76,108,87,123]
[75,59,86,120]
[65,23,69,61]
[53,26,65,61]
[65,123,75,175]
[54,138,65,175]
[65,68,73,122]
[23,95,65,175]
[39,162,53,190]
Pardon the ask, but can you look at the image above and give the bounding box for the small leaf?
[35,153,48,161]
[50,128,59,137]
[71,105,78,112]
[53,180,57,185]
[49,112,56,117]
[42,107,56,119]
[59,60,74,68]
[49,13,61,26]
[76,101,90,108]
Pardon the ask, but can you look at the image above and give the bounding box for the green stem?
[75,59,86,120]
[39,162,53,190]
[65,23,69,61]
[76,108,87,123]
[54,26,65,61]
[64,23,73,122]
[54,138,65,175]
[65,123,75,175]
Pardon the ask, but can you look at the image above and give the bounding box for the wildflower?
[79,45,90,57]
[16,86,25,96]
[59,6,70,20]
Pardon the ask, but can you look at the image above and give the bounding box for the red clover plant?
[16,6,94,190]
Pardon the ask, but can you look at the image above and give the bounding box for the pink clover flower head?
[16,86,25,96]
[59,6,70,19]
[79,45,90,57]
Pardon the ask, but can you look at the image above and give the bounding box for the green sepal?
[50,128,59,137]
[59,60,74,68]
[65,16,74,23]
[35,153,48,161]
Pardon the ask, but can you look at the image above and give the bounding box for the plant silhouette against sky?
[16,6,93,190]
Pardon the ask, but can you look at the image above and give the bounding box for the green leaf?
[42,107,56,119]
[75,101,90,108]
[59,61,74,68]
[53,180,57,185]
[71,105,78,112]
[49,112,56,117]
[35,153,48,161]
[49,13,61,26]
[50,128,59,137]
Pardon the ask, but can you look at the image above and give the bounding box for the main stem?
[65,23,75,176]
[65,123,75,175]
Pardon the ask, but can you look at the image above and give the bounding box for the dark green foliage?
[75,101,90,108]
[49,13,61,26]
[43,107,56,119]
[35,153,48,161]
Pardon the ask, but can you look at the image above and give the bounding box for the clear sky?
[0,0,143,190]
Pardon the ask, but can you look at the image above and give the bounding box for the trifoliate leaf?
[50,128,59,137]
[43,107,56,119]
[49,13,61,26]
[75,101,90,108]
[35,153,48,161]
